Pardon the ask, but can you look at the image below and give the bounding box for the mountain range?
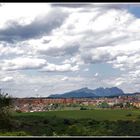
[48,87,125,98]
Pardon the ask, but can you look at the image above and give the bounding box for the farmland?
[14,109,140,121]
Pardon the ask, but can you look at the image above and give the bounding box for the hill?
[48,87,124,98]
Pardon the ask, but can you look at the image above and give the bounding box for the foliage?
[113,103,123,108]
[0,91,12,108]
[0,90,14,130]
[2,108,140,136]
[0,131,29,136]
[98,102,110,108]
[126,113,132,117]
[137,115,140,119]
[5,109,140,136]
[80,106,88,110]
[15,109,22,113]
[10,112,140,136]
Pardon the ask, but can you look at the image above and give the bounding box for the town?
[12,94,140,112]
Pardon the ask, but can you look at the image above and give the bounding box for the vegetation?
[0,89,14,130]
[0,131,29,136]
[44,101,138,111]
[0,89,28,136]
[1,105,140,136]
[14,109,140,121]
[10,110,140,136]
[1,91,140,136]
[98,102,110,108]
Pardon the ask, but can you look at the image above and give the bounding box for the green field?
[14,109,140,121]
[1,109,140,136]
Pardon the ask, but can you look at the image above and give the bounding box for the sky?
[0,3,140,97]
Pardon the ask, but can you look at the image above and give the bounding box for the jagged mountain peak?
[48,87,124,98]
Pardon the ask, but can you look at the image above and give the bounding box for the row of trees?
[44,101,138,111]
[98,101,138,109]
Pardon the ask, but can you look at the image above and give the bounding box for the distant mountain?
[49,87,97,98]
[125,92,140,96]
[48,87,125,98]
[93,87,124,97]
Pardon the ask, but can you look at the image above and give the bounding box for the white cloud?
[40,63,79,72]
[94,73,99,77]
[0,43,24,56]
[1,76,13,82]
[0,4,140,96]
[0,57,47,71]
[114,78,125,86]
[61,76,69,81]
[0,3,51,28]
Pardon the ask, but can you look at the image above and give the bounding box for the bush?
[80,107,87,110]
[63,119,72,125]
[126,113,132,117]
[0,91,14,130]
[43,119,49,124]
[16,109,22,113]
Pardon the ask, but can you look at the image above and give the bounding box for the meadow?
[14,109,140,121]
[1,109,140,136]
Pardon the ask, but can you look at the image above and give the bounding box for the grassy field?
[14,109,140,121]
[1,109,140,136]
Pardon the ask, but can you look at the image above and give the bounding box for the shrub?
[0,91,14,130]
[126,113,132,117]
[80,107,87,110]
[137,115,140,119]
[63,119,72,125]
[43,119,49,124]
[16,109,22,113]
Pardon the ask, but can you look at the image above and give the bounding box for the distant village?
[12,94,140,112]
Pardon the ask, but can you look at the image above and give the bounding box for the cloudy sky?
[0,3,140,97]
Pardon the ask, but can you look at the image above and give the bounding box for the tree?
[0,89,13,130]
[98,102,110,108]
[125,102,131,108]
